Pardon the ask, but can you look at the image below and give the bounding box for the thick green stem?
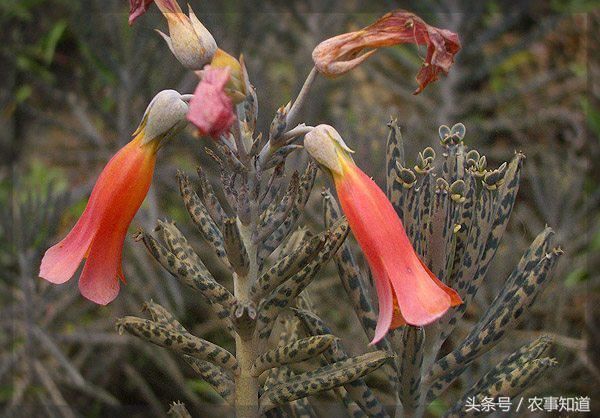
[234,221,260,418]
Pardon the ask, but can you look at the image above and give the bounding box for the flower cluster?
[41,0,462,342]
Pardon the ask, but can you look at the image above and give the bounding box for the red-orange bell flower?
[304,125,462,344]
[312,10,461,94]
[39,90,189,305]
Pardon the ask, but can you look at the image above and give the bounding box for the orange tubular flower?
[304,125,462,344]
[39,90,189,305]
[312,10,461,94]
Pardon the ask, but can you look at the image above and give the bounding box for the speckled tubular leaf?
[258,351,393,414]
[445,335,553,416]
[117,316,238,373]
[183,355,235,404]
[292,308,390,418]
[136,230,235,333]
[196,166,228,225]
[222,217,250,277]
[255,219,349,340]
[427,248,561,398]
[262,315,320,418]
[470,153,525,295]
[435,183,497,345]
[251,232,327,303]
[385,118,405,209]
[445,357,557,418]
[398,164,421,243]
[414,174,434,259]
[142,300,187,334]
[256,173,299,243]
[259,162,318,261]
[177,170,231,268]
[448,172,476,285]
[167,401,192,418]
[262,145,303,170]
[259,164,285,213]
[156,220,210,275]
[398,326,424,412]
[251,335,337,377]
[473,227,555,335]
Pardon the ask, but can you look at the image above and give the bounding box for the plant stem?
[285,66,318,134]
[234,220,260,418]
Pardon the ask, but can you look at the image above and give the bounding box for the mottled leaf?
[259,351,393,414]
[251,335,337,377]
[255,219,349,339]
[183,355,235,404]
[135,230,235,333]
[292,308,390,418]
[222,217,250,277]
[117,316,238,373]
[259,162,318,261]
[398,326,424,412]
[177,170,231,268]
[427,248,561,398]
[196,166,228,225]
[262,145,303,170]
[251,232,327,303]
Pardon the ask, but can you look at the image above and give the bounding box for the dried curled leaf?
[117,316,238,373]
[251,335,337,377]
[259,351,393,414]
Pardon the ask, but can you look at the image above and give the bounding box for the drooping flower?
[129,0,217,70]
[128,0,154,25]
[39,90,189,305]
[312,10,461,94]
[304,125,462,344]
[187,66,236,139]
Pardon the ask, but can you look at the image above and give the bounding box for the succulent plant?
[117,101,562,417]
[26,3,564,416]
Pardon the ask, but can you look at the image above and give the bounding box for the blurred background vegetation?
[1,0,598,416]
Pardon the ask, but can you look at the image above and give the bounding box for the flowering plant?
[38,2,561,416]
